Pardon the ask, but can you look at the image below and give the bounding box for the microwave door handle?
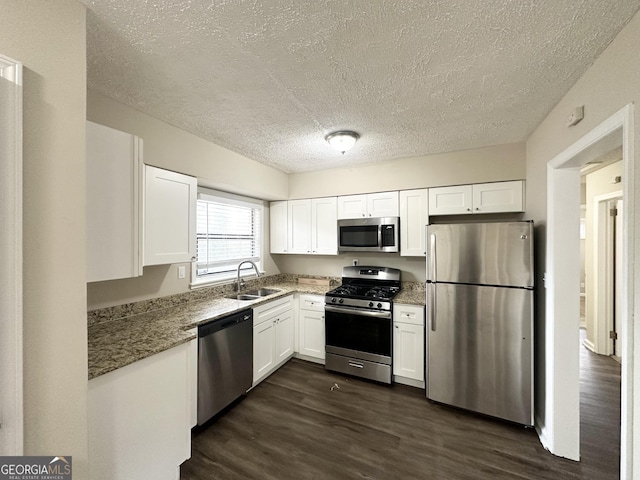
[378,226,383,250]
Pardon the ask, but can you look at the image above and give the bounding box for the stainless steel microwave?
[337,217,400,253]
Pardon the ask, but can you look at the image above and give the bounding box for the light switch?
[178,265,186,279]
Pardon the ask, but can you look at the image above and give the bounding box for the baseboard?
[535,413,550,452]
[293,353,325,365]
[582,338,596,353]
[393,375,425,389]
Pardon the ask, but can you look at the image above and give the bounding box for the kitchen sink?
[228,288,281,301]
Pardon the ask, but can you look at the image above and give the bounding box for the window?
[194,188,263,284]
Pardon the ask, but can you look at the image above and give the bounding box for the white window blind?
[195,189,263,279]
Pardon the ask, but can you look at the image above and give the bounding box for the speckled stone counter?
[88,279,334,380]
[395,281,426,305]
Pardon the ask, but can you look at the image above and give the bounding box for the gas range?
[324,266,402,384]
[325,266,401,311]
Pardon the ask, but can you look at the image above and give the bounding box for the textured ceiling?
[83,0,640,173]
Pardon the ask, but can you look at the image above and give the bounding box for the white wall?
[87,90,289,201]
[86,92,287,309]
[526,6,640,465]
[288,142,525,199]
[0,1,88,477]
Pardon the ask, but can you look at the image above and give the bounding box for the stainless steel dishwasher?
[197,308,253,425]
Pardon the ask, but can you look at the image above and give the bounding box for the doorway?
[544,104,634,477]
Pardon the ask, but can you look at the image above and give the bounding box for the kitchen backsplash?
[87,273,339,327]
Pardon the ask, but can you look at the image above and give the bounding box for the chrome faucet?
[236,260,261,291]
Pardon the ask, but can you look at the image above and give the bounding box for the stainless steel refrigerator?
[425,221,534,426]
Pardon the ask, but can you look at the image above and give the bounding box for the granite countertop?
[394,289,426,306]
[88,281,331,380]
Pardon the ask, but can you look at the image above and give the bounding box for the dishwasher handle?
[198,309,253,338]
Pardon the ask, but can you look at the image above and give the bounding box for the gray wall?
[1,1,89,477]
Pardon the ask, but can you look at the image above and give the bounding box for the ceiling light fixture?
[325,130,360,154]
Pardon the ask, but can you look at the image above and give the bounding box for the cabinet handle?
[475,207,480,211]
[466,208,471,212]
[395,325,399,329]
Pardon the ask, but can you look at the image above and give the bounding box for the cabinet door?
[270,201,288,253]
[393,322,425,381]
[367,191,399,217]
[399,189,428,257]
[472,180,524,213]
[311,197,338,255]
[86,121,142,282]
[253,320,275,384]
[337,194,367,219]
[275,310,294,363]
[144,165,197,266]
[88,343,191,480]
[287,199,312,254]
[428,185,473,215]
[298,309,325,360]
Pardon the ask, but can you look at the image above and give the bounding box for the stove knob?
[339,298,344,304]
[331,298,337,303]
[368,302,374,308]
[377,303,382,309]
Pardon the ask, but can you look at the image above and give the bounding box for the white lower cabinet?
[393,304,425,387]
[297,294,325,363]
[252,295,294,386]
[88,340,193,480]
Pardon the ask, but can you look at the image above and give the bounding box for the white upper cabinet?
[368,191,400,217]
[311,197,338,255]
[399,189,428,257]
[428,185,473,215]
[273,198,338,255]
[143,165,197,266]
[269,201,288,254]
[287,199,312,254]
[472,180,524,213]
[337,194,367,219]
[86,121,143,283]
[429,181,524,215]
[337,191,399,219]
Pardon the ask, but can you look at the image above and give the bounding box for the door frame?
[544,103,634,477]
[593,191,623,356]
[0,53,23,455]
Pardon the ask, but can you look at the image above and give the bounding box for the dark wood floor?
[182,344,621,480]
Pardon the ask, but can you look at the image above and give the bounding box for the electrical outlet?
[178,265,186,279]
[353,259,358,266]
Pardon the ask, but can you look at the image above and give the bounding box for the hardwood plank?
[182,345,620,480]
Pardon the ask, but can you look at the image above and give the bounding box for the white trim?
[593,191,623,355]
[583,338,597,353]
[197,186,264,208]
[544,104,634,478]
[0,53,23,455]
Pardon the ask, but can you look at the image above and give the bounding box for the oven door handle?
[325,305,392,319]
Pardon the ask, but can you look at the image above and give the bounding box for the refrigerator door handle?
[428,282,436,331]
[428,233,437,281]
